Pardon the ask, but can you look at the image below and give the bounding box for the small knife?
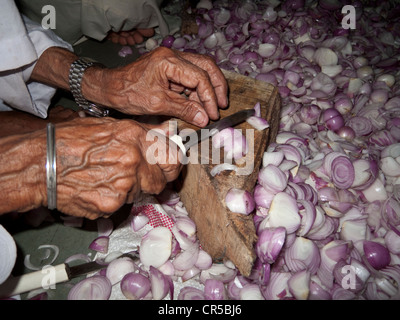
[170,108,255,154]
[0,252,138,298]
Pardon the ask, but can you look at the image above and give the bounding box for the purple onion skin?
[363,241,391,270]
[120,273,151,300]
[161,35,175,48]
[255,227,286,264]
[323,108,344,131]
[326,115,344,132]
[336,126,356,140]
[204,279,226,300]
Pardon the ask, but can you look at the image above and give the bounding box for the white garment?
[17,0,169,45]
[0,0,72,118]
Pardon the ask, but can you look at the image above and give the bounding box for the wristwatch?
[68,58,110,117]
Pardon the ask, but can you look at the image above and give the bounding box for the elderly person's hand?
[32,47,228,127]
[84,47,229,127]
[0,117,182,219]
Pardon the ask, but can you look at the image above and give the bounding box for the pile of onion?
[61,0,400,300]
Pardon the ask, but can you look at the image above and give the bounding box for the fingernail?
[193,112,206,126]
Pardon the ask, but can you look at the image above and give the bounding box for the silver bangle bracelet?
[46,123,57,210]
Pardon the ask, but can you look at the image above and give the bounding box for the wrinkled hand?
[53,117,182,219]
[100,47,228,127]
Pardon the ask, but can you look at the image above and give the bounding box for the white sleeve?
[0,0,73,118]
[81,0,169,41]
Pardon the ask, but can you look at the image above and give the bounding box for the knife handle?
[169,134,187,155]
[0,263,69,298]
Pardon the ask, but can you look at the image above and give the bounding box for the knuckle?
[97,197,122,214]
[154,46,173,57]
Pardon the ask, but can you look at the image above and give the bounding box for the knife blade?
[0,252,139,298]
[170,108,255,154]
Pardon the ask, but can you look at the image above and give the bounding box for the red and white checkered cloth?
[130,197,175,232]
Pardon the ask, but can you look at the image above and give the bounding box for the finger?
[126,187,140,204]
[126,36,136,46]
[109,34,119,44]
[137,28,155,38]
[178,51,229,109]
[163,90,210,127]
[119,37,128,46]
[133,32,144,44]
[169,82,186,93]
[162,54,220,123]
[187,89,202,106]
[138,162,167,195]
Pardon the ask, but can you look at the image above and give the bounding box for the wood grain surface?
[176,69,281,276]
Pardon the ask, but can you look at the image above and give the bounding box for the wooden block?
[176,70,281,276]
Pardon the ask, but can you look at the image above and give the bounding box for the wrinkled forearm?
[0,130,47,214]
[31,46,78,92]
[31,46,110,109]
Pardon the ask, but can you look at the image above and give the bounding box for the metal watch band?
[68,58,109,117]
[46,123,57,210]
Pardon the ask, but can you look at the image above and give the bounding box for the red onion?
[260,192,301,234]
[106,257,137,285]
[172,242,200,271]
[89,236,109,254]
[63,0,400,301]
[336,126,356,140]
[246,116,270,131]
[255,227,286,264]
[149,266,172,300]
[120,272,151,300]
[330,155,355,189]
[346,116,373,136]
[239,283,264,300]
[97,218,113,237]
[161,35,175,48]
[333,258,370,293]
[363,240,391,270]
[253,184,275,209]
[139,227,172,268]
[225,188,255,215]
[204,279,227,300]
[287,270,311,300]
[68,276,112,300]
[178,286,205,300]
[0,225,17,284]
[118,46,133,58]
[261,272,292,300]
[284,236,320,275]
[131,213,149,232]
[385,230,400,254]
[318,240,351,289]
[258,164,288,194]
[212,127,248,160]
[200,263,237,284]
[313,47,338,67]
[309,277,332,300]
[195,249,213,270]
[310,73,337,98]
[323,108,344,132]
